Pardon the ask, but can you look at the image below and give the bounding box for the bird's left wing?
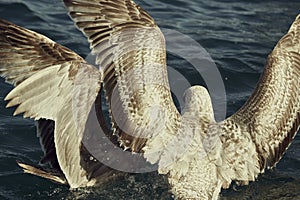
[63,0,181,153]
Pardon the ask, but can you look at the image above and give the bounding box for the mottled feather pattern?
[63,1,300,198]
[63,0,178,152]
[143,13,300,199]
[0,1,299,199]
[0,19,104,188]
[228,15,300,169]
[4,63,91,187]
[0,19,84,85]
[214,15,300,190]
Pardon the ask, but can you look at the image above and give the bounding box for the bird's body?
[0,0,299,199]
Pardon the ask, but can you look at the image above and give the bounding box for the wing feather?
[165,15,300,199]
[63,0,180,152]
[219,14,300,183]
[0,19,102,188]
[0,19,84,86]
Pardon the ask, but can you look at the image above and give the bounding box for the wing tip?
[0,18,13,27]
[16,160,67,184]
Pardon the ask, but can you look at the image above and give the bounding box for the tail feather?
[17,161,67,185]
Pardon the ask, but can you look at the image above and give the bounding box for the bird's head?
[182,85,215,121]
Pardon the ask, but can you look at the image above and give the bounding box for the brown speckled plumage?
[0,1,299,199]
[63,1,300,198]
[0,18,116,188]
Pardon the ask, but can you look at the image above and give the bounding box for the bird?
[0,0,299,200]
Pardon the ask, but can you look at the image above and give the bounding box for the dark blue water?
[0,0,300,199]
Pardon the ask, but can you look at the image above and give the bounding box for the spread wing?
[0,19,102,188]
[162,15,300,200]
[63,0,180,152]
[217,14,300,186]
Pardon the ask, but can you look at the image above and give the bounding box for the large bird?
[0,0,299,199]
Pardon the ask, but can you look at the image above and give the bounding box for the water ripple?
[0,0,299,199]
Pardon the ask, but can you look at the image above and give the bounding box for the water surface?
[0,0,300,199]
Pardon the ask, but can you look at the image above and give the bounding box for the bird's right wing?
[217,14,300,187]
[161,14,300,200]
[0,19,102,188]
